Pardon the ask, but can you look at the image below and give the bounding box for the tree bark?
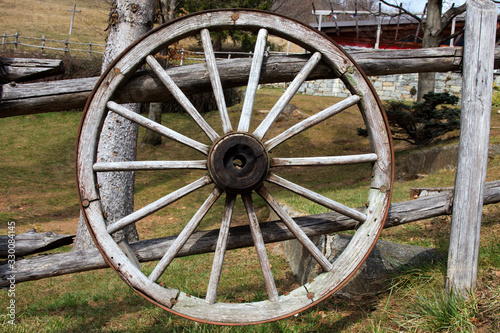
[416,0,466,102]
[74,0,155,250]
[417,0,442,101]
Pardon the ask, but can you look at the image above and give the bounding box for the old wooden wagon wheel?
[76,10,393,325]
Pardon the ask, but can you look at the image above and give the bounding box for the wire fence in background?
[1,33,304,64]
[1,32,105,59]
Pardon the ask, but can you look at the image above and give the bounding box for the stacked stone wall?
[291,72,464,101]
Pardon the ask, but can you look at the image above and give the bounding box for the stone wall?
[294,72,464,101]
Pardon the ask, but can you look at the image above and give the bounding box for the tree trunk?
[74,0,155,250]
[142,0,174,146]
[417,0,443,102]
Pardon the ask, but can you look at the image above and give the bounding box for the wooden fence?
[1,32,105,59]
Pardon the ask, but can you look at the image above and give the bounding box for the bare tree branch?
[379,0,423,23]
[439,28,465,45]
[440,3,467,35]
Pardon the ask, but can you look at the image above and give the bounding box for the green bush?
[492,84,500,107]
[358,92,461,146]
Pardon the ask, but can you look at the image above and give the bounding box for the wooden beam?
[0,57,64,83]
[0,229,75,258]
[446,0,497,297]
[4,46,500,118]
[1,180,499,288]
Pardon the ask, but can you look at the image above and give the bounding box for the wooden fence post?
[14,32,19,51]
[446,0,497,297]
[1,33,5,50]
[41,35,45,53]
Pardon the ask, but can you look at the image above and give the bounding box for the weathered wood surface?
[265,94,361,150]
[205,193,236,304]
[243,192,279,301]
[0,57,64,83]
[201,28,232,134]
[446,0,497,297]
[0,229,75,258]
[238,28,268,132]
[253,51,322,139]
[145,55,219,142]
[2,180,499,288]
[148,187,222,282]
[4,46,500,118]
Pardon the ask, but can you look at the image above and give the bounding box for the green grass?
[0,0,110,47]
[1,89,500,331]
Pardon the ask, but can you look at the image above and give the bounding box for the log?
[1,180,499,288]
[0,57,64,83]
[0,229,75,258]
[446,0,497,297]
[4,46,500,118]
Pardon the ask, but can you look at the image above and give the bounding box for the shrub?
[492,84,500,107]
[358,92,461,146]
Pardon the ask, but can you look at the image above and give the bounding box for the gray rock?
[326,235,443,297]
[406,144,500,175]
[282,236,325,285]
[282,103,298,116]
[283,234,443,297]
[406,145,459,175]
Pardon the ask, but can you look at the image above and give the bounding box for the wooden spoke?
[149,186,223,282]
[93,160,207,172]
[256,186,334,272]
[267,173,367,222]
[237,28,268,133]
[145,55,219,142]
[271,153,378,167]
[253,52,322,140]
[205,193,237,304]
[242,193,279,302]
[201,29,232,134]
[107,101,210,155]
[107,176,212,234]
[117,239,141,269]
[265,94,361,151]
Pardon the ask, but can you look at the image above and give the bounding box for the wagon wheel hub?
[208,133,269,194]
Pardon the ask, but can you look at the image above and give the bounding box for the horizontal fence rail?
[1,32,105,59]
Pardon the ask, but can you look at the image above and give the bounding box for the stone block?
[284,234,444,297]
[406,144,500,174]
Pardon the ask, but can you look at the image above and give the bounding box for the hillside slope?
[0,0,109,44]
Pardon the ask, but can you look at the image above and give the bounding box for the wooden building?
[310,13,467,49]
